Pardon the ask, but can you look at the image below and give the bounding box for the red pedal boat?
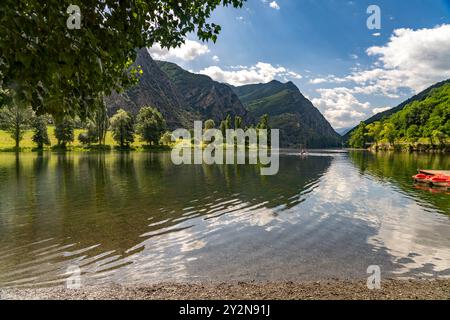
[412,173,431,183]
[413,171,450,188]
[427,175,450,188]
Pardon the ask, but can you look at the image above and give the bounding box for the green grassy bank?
[0,126,170,152]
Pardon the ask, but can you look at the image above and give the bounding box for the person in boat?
[299,144,308,157]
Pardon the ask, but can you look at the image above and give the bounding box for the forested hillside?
[349,82,450,149]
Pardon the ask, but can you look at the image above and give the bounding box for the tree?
[0,1,246,119]
[78,120,98,145]
[93,102,109,145]
[78,133,90,145]
[257,114,270,130]
[54,117,75,148]
[86,120,100,144]
[432,130,446,146]
[32,115,51,149]
[234,116,243,130]
[0,103,33,149]
[225,115,232,131]
[135,106,166,145]
[406,124,420,143]
[160,132,173,146]
[349,122,367,148]
[220,120,227,136]
[110,109,135,147]
[257,114,271,146]
[381,123,397,146]
[443,120,450,137]
[205,119,216,130]
[366,122,383,146]
[219,115,233,138]
[423,124,435,146]
[204,119,216,145]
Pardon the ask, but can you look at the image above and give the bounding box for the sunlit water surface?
[0,150,449,288]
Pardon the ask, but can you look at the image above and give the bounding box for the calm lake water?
[0,150,449,288]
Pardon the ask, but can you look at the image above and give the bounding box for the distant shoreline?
[1,279,449,300]
[0,146,338,153]
[0,145,172,153]
[369,145,449,153]
[345,146,449,153]
[1,144,449,153]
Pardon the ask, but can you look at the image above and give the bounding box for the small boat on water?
[300,150,308,157]
[413,170,450,188]
[428,176,449,188]
[412,173,429,183]
[299,144,308,158]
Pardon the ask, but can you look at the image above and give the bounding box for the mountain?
[105,49,341,148]
[335,127,353,136]
[344,78,450,140]
[105,48,195,129]
[106,48,248,130]
[232,80,342,148]
[156,60,248,124]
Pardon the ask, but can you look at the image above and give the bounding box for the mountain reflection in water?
[0,151,448,288]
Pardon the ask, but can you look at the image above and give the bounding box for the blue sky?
[149,0,450,129]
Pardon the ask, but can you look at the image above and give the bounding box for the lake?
[0,150,449,288]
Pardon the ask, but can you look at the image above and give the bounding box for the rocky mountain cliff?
[232,81,342,147]
[105,48,196,129]
[105,48,247,129]
[156,61,249,125]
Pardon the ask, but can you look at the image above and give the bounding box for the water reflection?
[0,151,449,288]
[348,151,449,213]
[348,151,450,278]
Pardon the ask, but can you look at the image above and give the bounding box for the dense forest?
[349,83,450,150]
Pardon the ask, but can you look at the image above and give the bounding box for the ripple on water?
[0,151,449,288]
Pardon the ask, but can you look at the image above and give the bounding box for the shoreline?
[1,279,449,300]
[1,147,449,154]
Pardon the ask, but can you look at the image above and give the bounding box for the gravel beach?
[1,279,449,300]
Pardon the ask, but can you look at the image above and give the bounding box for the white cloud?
[262,0,280,10]
[199,62,301,86]
[342,24,450,96]
[310,78,327,84]
[286,71,302,79]
[310,74,347,85]
[212,55,220,63]
[148,40,210,62]
[372,107,391,114]
[365,24,450,92]
[312,24,450,95]
[312,88,370,128]
[311,24,450,128]
[269,1,280,10]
